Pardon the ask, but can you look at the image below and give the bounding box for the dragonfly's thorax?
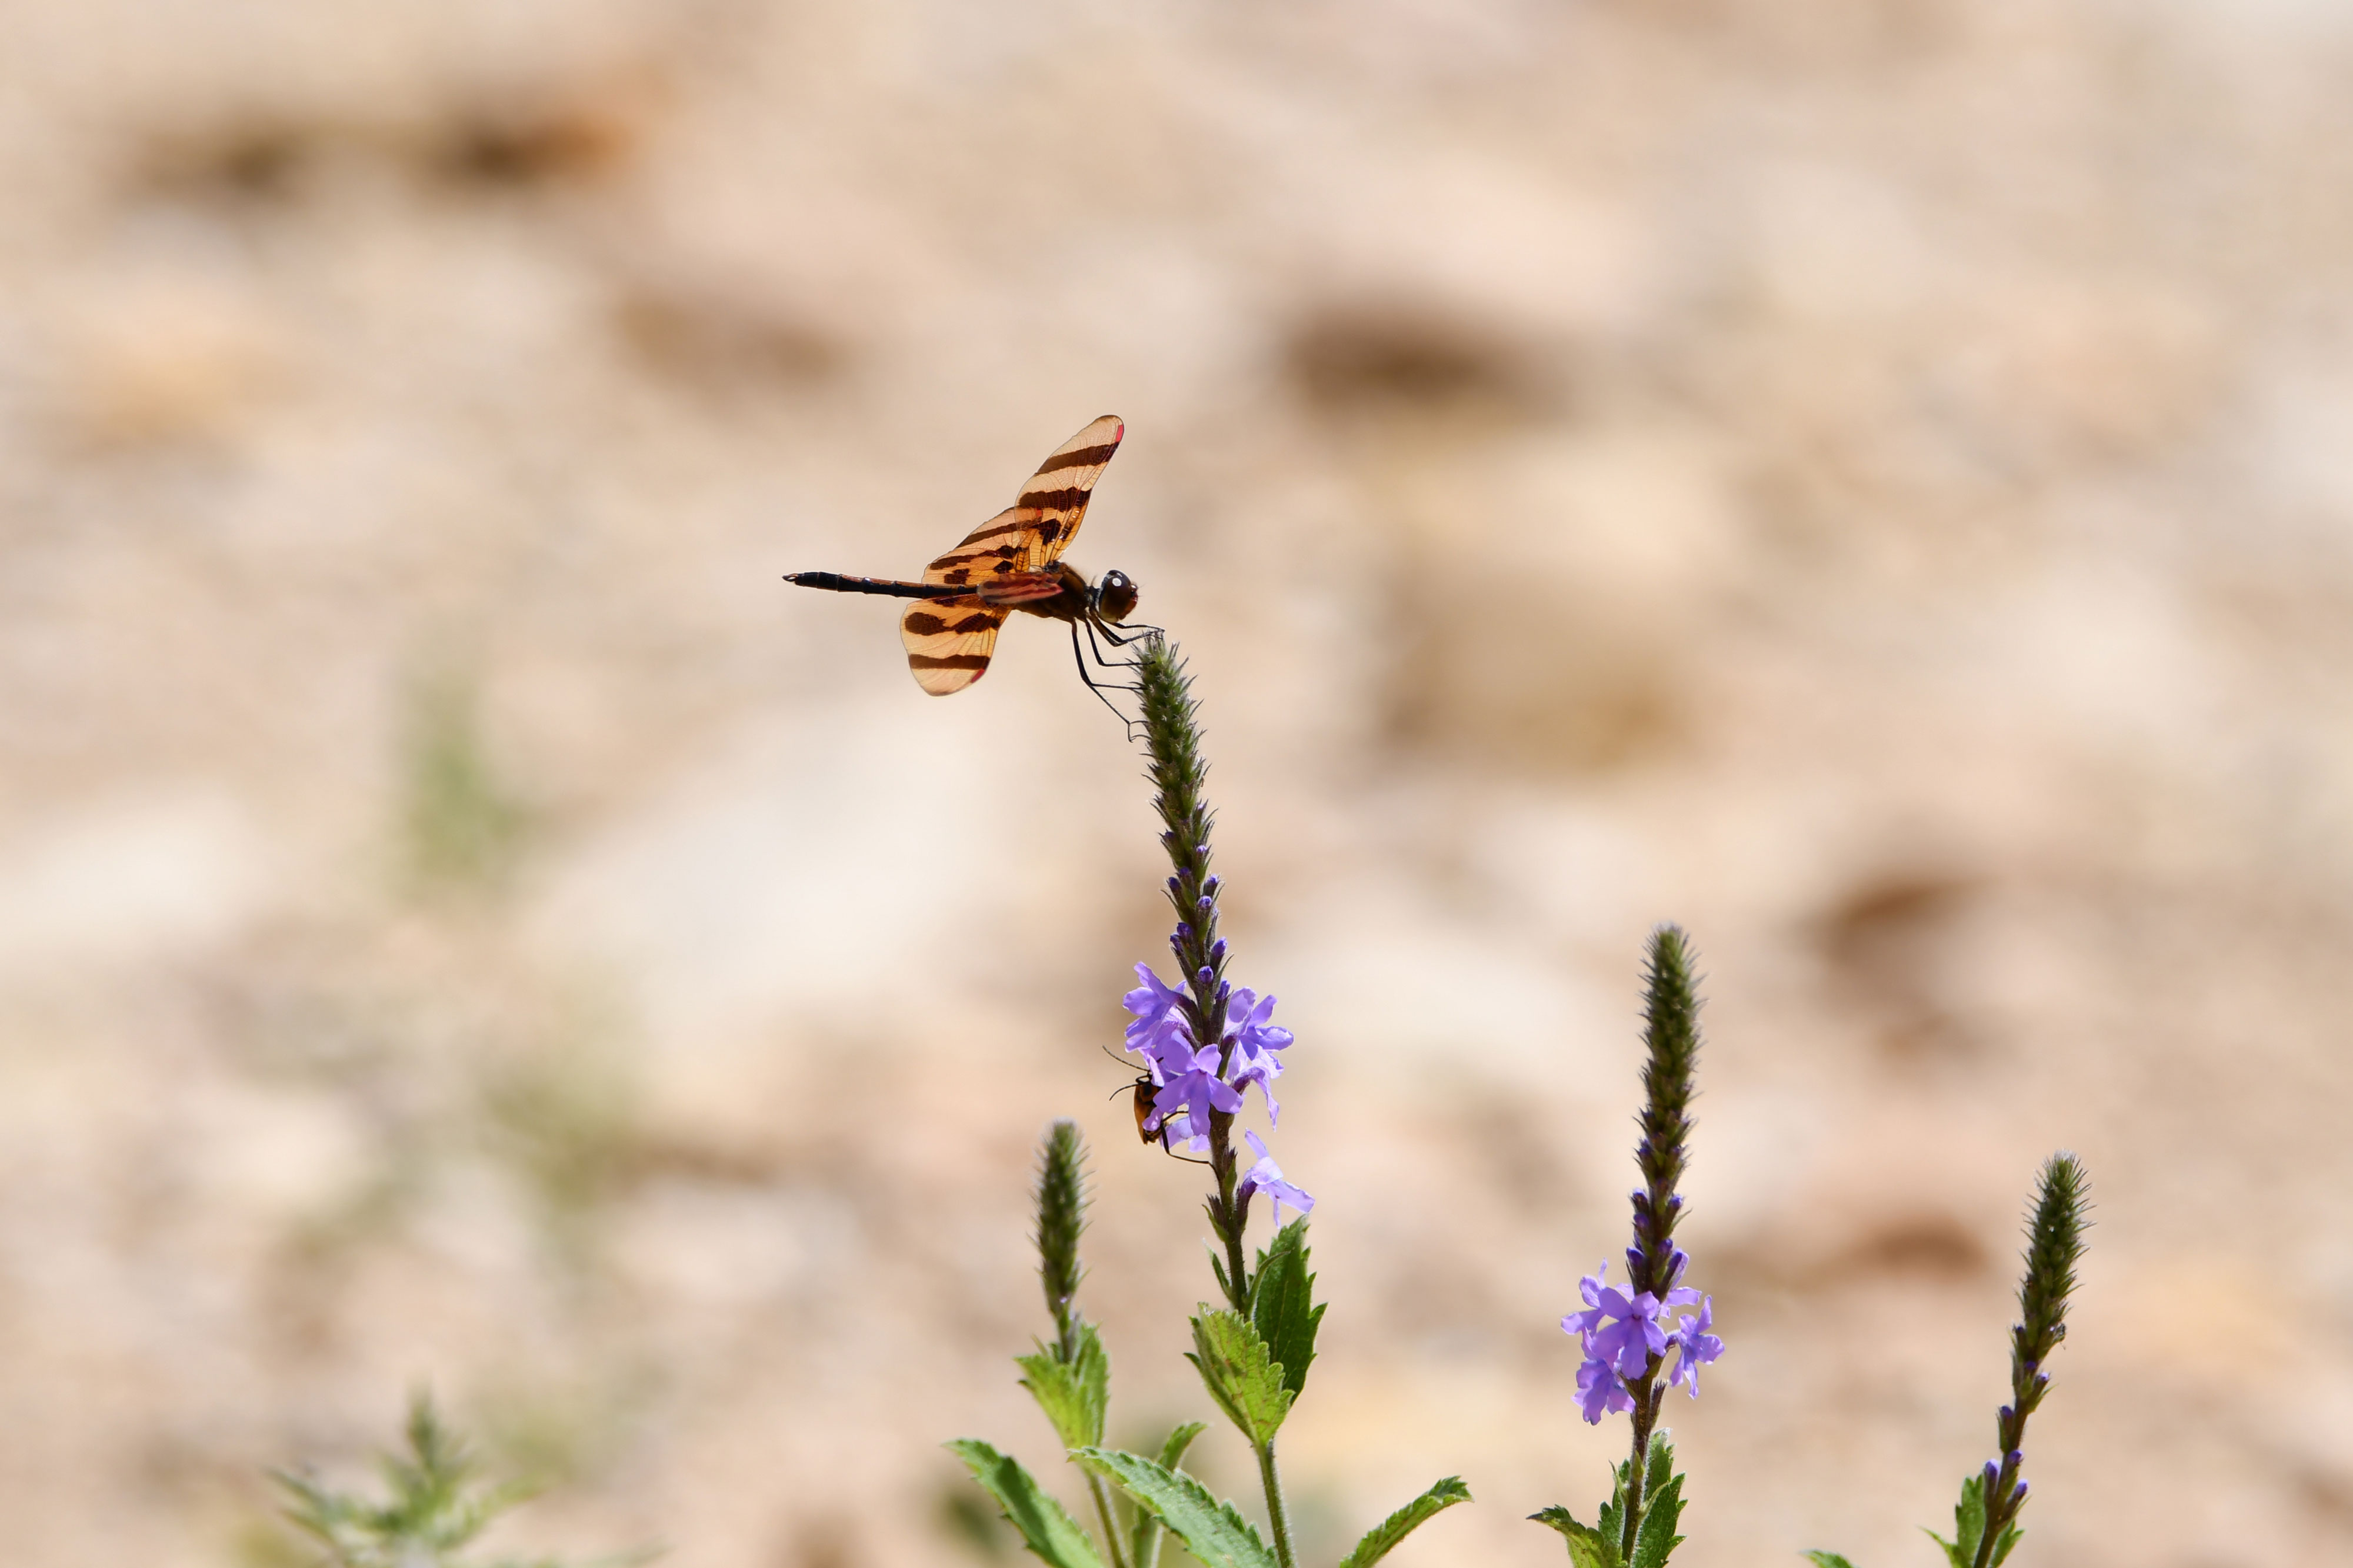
[1007,561,1100,624]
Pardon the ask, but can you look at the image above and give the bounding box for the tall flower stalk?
[1965,1153,2088,1568]
[1127,633,1301,1566]
[1134,635,1252,1305]
[1615,927,1709,1556]
[1534,925,1721,1568]
[1806,1153,2089,1568]
[951,631,1467,1568]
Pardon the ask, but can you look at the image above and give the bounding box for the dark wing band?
[1014,415,1124,569]
[901,596,1006,695]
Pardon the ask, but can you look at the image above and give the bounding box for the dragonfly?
[785,415,1153,711]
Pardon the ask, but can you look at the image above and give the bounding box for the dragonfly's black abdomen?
[785,572,966,599]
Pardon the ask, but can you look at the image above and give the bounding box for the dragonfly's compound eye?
[1096,569,1139,622]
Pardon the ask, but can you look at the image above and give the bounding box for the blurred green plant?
[273,1394,629,1568]
[402,665,530,893]
[479,1027,646,1265]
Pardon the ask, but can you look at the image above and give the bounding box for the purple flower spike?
[1665,1297,1722,1396]
[1238,1131,1314,1225]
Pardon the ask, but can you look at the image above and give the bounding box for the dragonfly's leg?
[1069,620,1142,738]
[1092,616,1158,654]
[1095,618,1164,652]
[1081,616,1151,679]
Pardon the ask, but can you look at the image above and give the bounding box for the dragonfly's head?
[1094,569,1139,623]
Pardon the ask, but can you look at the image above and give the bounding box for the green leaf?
[1154,1422,1207,1472]
[1184,1309,1294,1445]
[1799,1554,1858,1568]
[945,1439,1108,1568]
[1016,1322,1109,1450]
[1629,1469,1686,1568]
[1987,1522,2023,1568]
[1337,1476,1471,1568]
[1641,1433,1677,1503]
[1073,1447,1277,1568]
[1925,1471,1989,1568]
[1529,1506,1625,1568]
[1596,1460,1632,1549]
[1248,1219,1327,1401]
[1131,1424,1209,1568]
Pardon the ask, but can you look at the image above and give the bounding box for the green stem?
[1207,1113,1250,1312]
[1085,1472,1132,1568]
[1618,1372,1663,1560]
[1254,1439,1298,1568]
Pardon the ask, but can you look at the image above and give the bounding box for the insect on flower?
[785,416,1154,713]
[1098,1043,1200,1157]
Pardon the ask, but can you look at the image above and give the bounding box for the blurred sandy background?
[4,1,2352,1565]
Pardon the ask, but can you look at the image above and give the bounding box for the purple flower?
[1220,986,1295,1122]
[1238,1131,1315,1225]
[1575,1355,1635,1424]
[1665,1297,1722,1396]
[1564,1263,1671,1378]
[1154,1109,1205,1155]
[1123,964,1187,1049]
[1151,1039,1244,1140]
[1562,1263,1719,1422]
[1121,964,1295,1126]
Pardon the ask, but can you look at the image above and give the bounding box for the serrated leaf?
[1925,1472,1989,1568]
[1016,1322,1109,1450]
[1185,1309,1293,1445]
[1597,1461,1631,1548]
[1530,1506,1626,1568]
[1248,1219,1325,1400]
[946,1439,1109,1568]
[1642,1433,1677,1500]
[1799,1553,1858,1568]
[1629,1469,1686,1568]
[1988,1522,2022,1568]
[1337,1476,1470,1568]
[1073,1447,1277,1568]
[1131,1424,1210,1568]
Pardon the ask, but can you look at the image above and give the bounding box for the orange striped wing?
[901,596,1006,696]
[904,416,1124,695]
[1011,413,1124,569]
[920,415,1126,590]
